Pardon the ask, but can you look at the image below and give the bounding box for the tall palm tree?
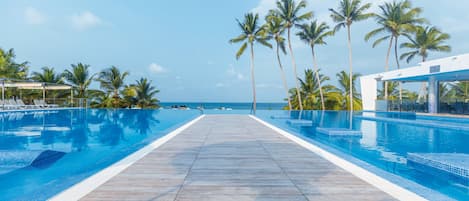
[229,13,272,114]
[31,67,64,83]
[63,63,95,98]
[96,66,129,100]
[330,0,372,111]
[0,48,29,79]
[400,26,451,102]
[336,70,362,110]
[265,13,292,111]
[134,78,160,108]
[297,20,334,111]
[273,0,313,111]
[365,0,425,100]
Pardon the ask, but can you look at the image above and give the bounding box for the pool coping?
[249,115,429,201]
[49,114,205,201]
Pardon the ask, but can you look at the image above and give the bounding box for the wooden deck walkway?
[82,115,396,201]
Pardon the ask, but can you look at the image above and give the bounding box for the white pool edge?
[49,115,205,201]
[249,115,428,201]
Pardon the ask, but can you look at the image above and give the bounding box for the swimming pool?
[256,110,469,201]
[0,109,200,201]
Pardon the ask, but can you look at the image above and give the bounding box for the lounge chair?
[17,99,38,109]
[33,99,47,108]
[44,100,59,108]
[0,100,12,109]
[7,99,22,110]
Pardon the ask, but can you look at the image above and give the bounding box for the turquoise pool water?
[0,109,200,201]
[256,110,469,201]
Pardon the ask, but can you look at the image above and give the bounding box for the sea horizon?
[159,102,286,110]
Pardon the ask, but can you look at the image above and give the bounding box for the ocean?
[159,102,286,110]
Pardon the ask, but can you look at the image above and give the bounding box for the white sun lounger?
[16,99,38,109]
[33,99,47,108]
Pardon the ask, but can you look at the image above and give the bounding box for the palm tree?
[96,66,129,106]
[336,70,362,110]
[265,13,292,111]
[31,67,64,83]
[273,0,313,111]
[289,69,342,110]
[330,0,373,111]
[450,81,469,101]
[365,0,425,100]
[400,26,451,102]
[30,67,65,100]
[297,21,334,110]
[134,78,160,108]
[378,81,399,100]
[63,63,95,98]
[229,13,272,114]
[0,48,29,79]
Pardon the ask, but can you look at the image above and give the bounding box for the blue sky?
[1,0,468,102]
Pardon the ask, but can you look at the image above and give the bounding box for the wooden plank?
[81,115,396,201]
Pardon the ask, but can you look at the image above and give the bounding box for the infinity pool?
[0,109,200,201]
[256,110,469,201]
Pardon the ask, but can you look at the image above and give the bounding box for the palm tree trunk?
[277,43,292,111]
[311,47,325,111]
[250,43,257,114]
[346,25,353,112]
[288,28,303,111]
[394,36,403,104]
[384,38,393,101]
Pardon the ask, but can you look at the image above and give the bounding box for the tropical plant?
[121,84,138,108]
[377,81,411,101]
[336,70,362,110]
[31,67,64,83]
[450,81,469,101]
[365,0,425,100]
[400,26,451,63]
[89,89,113,108]
[134,78,160,108]
[96,66,129,107]
[265,13,292,111]
[0,48,29,79]
[30,67,66,100]
[297,20,334,110]
[400,26,451,101]
[273,0,313,111]
[63,63,95,98]
[288,69,342,110]
[229,13,272,113]
[330,0,372,111]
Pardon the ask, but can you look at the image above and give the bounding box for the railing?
[1,98,89,110]
[387,100,469,115]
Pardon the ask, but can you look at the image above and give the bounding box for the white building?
[360,53,469,114]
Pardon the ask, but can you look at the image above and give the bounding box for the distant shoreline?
[159,102,286,110]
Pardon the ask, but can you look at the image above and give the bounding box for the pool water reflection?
[0,109,200,201]
[256,110,469,200]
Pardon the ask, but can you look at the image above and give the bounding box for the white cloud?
[257,83,283,89]
[148,63,167,74]
[215,83,226,88]
[251,0,276,17]
[227,66,245,80]
[71,11,102,30]
[24,7,46,25]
